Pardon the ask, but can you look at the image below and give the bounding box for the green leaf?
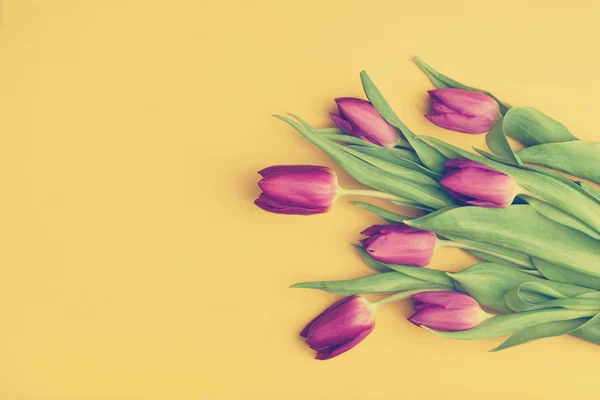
[424,308,595,340]
[578,181,600,201]
[441,234,535,269]
[348,146,442,179]
[463,250,531,271]
[503,282,600,312]
[485,118,522,165]
[405,205,600,278]
[389,200,435,212]
[571,316,600,345]
[388,148,423,164]
[448,263,592,313]
[318,133,380,148]
[518,141,600,185]
[532,258,600,291]
[519,195,600,240]
[275,115,456,209]
[349,201,409,223]
[290,272,450,295]
[473,147,515,164]
[503,106,578,146]
[360,71,448,173]
[338,145,441,187]
[354,245,455,287]
[491,318,589,352]
[413,56,512,115]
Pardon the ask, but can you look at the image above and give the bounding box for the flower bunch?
[254,58,600,360]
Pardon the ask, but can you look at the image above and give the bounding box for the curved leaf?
[448,263,592,313]
[406,205,600,278]
[519,195,600,240]
[503,106,578,146]
[485,118,522,165]
[532,258,600,291]
[491,318,589,352]
[518,141,600,185]
[290,272,450,295]
[424,308,595,340]
[354,246,455,288]
[348,146,442,179]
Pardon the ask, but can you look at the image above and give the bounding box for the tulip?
[408,291,489,331]
[440,159,519,208]
[360,224,437,266]
[301,295,375,360]
[425,88,499,134]
[330,97,402,148]
[255,165,339,215]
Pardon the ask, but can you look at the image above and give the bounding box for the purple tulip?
[301,295,375,360]
[408,291,488,332]
[330,97,401,148]
[425,88,499,134]
[440,159,519,208]
[360,224,437,266]
[255,165,339,215]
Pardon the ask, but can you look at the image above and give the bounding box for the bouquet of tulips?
[254,57,600,360]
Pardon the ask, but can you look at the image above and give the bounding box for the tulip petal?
[306,298,375,349]
[428,89,499,119]
[258,165,332,177]
[430,97,454,114]
[425,113,495,134]
[254,194,329,215]
[409,306,482,331]
[258,169,338,209]
[412,291,479,309]
[300,296,358,337]
[360,224,421,236]
[444,158,499,172]
[362,228,436,266]
[440,167,517,208]
[335,97,399,148]
[315,325,374,360]
[330,113,354,135]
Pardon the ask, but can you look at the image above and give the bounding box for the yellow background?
[1,0,599,398]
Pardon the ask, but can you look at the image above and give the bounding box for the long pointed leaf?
[503,106,578,145]
[491,318,589,352]
[405,205,600,278]
[518,141,600,185]
[424,308,595,340]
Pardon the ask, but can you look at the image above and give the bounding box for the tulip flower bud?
[301,295,375,360]
[330,97,402,148]
[425,88,499,134]
[255,165,339,215]
[440,159,519,208]
[360,224,437,266]
[408,291,489,332]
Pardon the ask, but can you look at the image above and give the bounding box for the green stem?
[339,188,406,202]
[316,128,345,135]
[319,133,380,147]
[437,240,532,269]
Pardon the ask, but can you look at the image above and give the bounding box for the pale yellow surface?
[1,1,599,399]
